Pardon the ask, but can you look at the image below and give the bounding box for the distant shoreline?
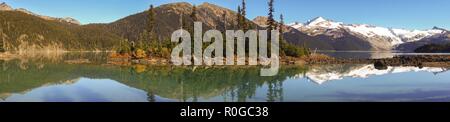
[2,51,450,68]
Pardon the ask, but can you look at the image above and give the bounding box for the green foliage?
[0,29,4,52]
[281,41,310,57]
[267,0,276,31]
[0,39,4,53]
[117,39,131,54]
[240,0,248,31]
[160,47,171,58]
[148,5,156,33]
[236,6,242,29]
[279,14,284,41]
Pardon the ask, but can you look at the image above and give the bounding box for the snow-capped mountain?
[304,17,343,29]
[0,2,80,25]
[293,64,448,84]
[288,17,448,51]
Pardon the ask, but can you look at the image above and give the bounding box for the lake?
[0,52,449,102]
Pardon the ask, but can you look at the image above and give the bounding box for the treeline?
[116,5,175,58]
[117,0,310,59]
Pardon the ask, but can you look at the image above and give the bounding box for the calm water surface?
[0,52,449,102]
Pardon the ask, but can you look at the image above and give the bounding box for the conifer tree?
[266,0,276,57]
[278,14,285,56]
[190,5,197,46]
[241,0,248,31]
[148,5,155,35]
[0,29,4,52]
[267,0,276,31]
[279,14,284,41]
[222,11,227,32]
[236,6,242,29]
[147,4,158,56]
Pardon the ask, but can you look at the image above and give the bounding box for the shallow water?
[0,53,449,102]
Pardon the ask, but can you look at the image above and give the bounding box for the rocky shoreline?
[4,51,449,69]
[107,53,450,69]
[307,55,450,69]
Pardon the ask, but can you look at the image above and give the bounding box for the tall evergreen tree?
[0,29,4,52]
[147,4,158,55]
[267,0,276,31]
[279,14,287,57]
[190,5,198,40]
[279,14,284,42]
[236,6,242,29]
[148,5,155,35]
[266,0,276,57]
[241,0,248,31]
[222,10,227,32]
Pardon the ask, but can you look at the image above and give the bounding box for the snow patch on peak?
[391,28,445,42]
[288,22,304,29]
[288,16,448,47]
[345,24,403,46]
[306,17,328,25]
[305,17,343,29]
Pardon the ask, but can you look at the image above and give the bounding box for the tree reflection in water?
[3,52,450,102]
[0,53,309,102]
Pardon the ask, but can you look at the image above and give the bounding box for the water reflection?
[1,53,450,102]
[303,64,448,84]
[0,54,306,102]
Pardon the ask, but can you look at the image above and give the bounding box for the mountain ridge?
[105,2,259,42]
[1,2,449,52]
[288,16,449,51]
[0,10,122,52]
[0,2,80,25]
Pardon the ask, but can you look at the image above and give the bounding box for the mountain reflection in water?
[1,53,450,102]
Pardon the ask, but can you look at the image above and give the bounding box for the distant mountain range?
[0,2,80,25]
[1,2,449,52]
[286,17,450,51]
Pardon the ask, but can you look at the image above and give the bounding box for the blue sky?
[2,0,450,30]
